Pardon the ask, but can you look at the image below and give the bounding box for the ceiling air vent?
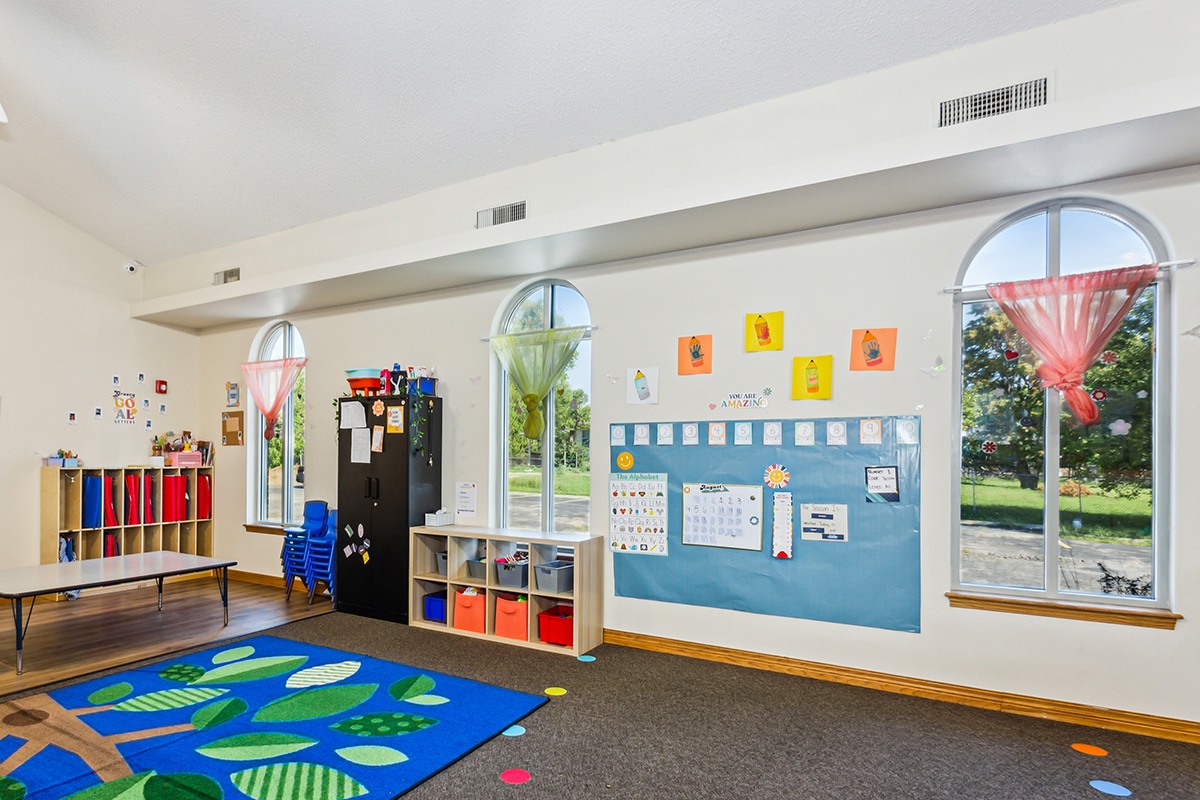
[476,201,526,229]
[938,78,1048,127]
[213,267,241,286]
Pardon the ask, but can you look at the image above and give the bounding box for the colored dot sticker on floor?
[502,725,526,737]
[500,769,531,785]
[1073,743,1109,757]
[544,687,567,696]
[1089,779,1131,796]
[577,655,596,662]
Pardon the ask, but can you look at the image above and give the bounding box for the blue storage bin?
[424,590,447,623]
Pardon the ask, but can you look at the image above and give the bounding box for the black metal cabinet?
[336,394,442,623]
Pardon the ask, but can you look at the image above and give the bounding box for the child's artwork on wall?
[678,335,712,375]
[744,311,783,352]
[849,328,898,371]
[791,355,833,399]
[626,368,660,404]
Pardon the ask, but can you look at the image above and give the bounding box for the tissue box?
[424,509,453,526]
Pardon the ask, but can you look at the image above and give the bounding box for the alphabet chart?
[682,483,763,551]
[609,472,669,555]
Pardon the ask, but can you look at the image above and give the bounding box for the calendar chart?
[681,483,762,550]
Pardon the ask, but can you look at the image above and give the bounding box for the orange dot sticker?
[616,451,635,470]
[1071,743,1108,757]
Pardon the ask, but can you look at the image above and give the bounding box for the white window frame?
[491,278,591,531]
[248,320,306,527]
[950,197,1172,610]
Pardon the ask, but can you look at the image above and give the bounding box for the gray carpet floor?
[266,613,1198,799]
[6,612,1197,798]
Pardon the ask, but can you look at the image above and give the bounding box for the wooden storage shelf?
[40,466,215,595]
[409,525,602,656]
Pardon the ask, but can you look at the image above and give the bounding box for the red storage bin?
[494,593,528,641]
[537,604,574,647]
[453,588,486,634]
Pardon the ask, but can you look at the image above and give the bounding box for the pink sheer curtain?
[240,357,307,439]
[987,263,1158,426]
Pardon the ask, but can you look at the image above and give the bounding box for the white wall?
[0,183,200,567]
[198,164,1200,724]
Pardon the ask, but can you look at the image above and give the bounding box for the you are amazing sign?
[717,388,771,410]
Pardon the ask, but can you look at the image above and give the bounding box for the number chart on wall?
[609,416,921,632]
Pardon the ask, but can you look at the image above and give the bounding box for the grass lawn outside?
[961,474,1151,543]
[508,466,590,496]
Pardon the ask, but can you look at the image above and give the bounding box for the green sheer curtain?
[491,326,587,439]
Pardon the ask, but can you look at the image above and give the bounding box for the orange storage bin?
[453,588,486,634]
[537,604,574,647]
[494,593,529,641]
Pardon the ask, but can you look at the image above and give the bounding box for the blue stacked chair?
[282,500,328,600]
[305,508,337,605]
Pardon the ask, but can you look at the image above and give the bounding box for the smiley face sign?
[615,451,635,471]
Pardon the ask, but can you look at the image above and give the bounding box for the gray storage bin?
[466,557,487,580]
[494,560,529,589]
[436,552,448,576]
[534,560,574,594]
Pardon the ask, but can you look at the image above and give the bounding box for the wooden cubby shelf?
[41,466,215,585]
[409,525,602,656]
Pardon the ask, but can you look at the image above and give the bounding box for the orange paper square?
[849,328,897,371]
[678,335,713,375]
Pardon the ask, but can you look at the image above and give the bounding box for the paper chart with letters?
[609,472,669,555]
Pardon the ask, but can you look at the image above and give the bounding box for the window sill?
[946,591,1181,629]
[244,523,287,536]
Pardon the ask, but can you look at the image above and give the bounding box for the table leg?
[156,576,164,611]
[10,596,36,675]
[219,567,230,626]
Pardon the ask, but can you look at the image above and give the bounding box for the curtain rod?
[479,324,598,342]
[941,259,1194,295]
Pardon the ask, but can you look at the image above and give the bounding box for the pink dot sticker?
[500,769,531,785]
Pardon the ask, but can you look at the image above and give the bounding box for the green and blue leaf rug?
[0,635,546,799]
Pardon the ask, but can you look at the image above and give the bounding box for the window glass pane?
[551,284,590,329]
[265,425,283,522]
[962,212,1046,286]
[1060,209,1154,275]
[507,379,543,530]
[1057,290,1155,597]
[553,339,590,533]
[506,289,545,334]
[960,300,1045,590]
[291,372,306,521]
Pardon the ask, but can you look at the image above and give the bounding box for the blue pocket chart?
[609,416,921,632]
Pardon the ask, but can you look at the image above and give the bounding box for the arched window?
[494,280,591,533]
[953,198,1171,607]
[251,321,307,525]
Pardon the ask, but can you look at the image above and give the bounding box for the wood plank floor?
[0,576,331,696]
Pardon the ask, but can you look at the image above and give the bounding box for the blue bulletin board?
[609,417,922,632]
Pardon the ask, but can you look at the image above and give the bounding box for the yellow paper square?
[792,355,833,399]
[745,311,784,352]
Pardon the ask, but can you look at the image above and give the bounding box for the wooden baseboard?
[229,570,286,589]
[603,629,1200,745]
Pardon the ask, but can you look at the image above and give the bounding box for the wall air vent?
[213,267,241,286]
[938,78,1048,127]
[476,201,527,229]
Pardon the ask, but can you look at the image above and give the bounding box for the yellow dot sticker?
[544,687,567,696]
[615,451,634,470]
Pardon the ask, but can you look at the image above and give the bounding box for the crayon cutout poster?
[849,328,898,371]
[678,334,713,375]
[626,367,660,404]
[792,355,833,400]
[744,311,783,352]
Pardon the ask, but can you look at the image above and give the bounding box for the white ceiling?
[0,0,1139,267]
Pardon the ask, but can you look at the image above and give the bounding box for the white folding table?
[0,552,237,674]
